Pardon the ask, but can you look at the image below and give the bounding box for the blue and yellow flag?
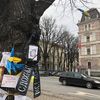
[78,8,90,17]
[6,48,24,74]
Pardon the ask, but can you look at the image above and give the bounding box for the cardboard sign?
[1,75,19,88]
[28,45,38,61]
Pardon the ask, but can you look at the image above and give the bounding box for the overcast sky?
[41,0,100,35]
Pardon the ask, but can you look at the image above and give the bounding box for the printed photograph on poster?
[28,45,38,61]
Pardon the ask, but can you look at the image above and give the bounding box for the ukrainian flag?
[78,8,90,17]
[6,48,24,74]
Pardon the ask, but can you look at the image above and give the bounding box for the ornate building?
[78,8,100,71]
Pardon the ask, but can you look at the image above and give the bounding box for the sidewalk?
[91,77,100,80]
[28,82,82,100]
[27,90,82,100]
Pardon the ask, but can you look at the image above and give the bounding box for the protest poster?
[1,75,19,88]
[28,45,41,98]
[28,45,38,61]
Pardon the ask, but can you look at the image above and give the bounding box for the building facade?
[78,8,100,71]
[39,41,67,71]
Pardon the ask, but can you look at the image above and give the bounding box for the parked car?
[54,71,64,77]
[51,71,64,76]
[59,72,100,89]
[47,71,55,76]
[39,71,47,76]
[39,70,54,76]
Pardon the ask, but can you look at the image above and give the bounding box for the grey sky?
[41,0,100,35]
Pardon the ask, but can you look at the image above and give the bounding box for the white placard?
[1,75,19,88]
[0,52,10,67]
[0,94,7,100]
[28,45,38,61]
[15,95,32,100]
[0,89,7,100]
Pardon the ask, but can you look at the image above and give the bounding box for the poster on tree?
[28,45,38,61]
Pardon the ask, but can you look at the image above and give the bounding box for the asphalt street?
[40,76,100,100]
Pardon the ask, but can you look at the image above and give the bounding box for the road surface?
[39,76,100,100]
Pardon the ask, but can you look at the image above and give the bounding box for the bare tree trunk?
[63,52,67,71]
[52,47,55,71]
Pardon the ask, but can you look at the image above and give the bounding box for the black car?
[39,70,53,76]
[39,71,47,76]
[59,72,100,89]
[51,71,64,76]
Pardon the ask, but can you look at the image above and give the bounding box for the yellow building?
[39,41,67,71]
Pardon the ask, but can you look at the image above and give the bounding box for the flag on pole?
[78,8,90,17]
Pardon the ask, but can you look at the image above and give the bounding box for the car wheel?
[62,80,67,85]
[86,82,92,89]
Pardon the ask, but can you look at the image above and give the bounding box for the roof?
[80,8,100,23]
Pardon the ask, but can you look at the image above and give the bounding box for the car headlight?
[94,80,100,84]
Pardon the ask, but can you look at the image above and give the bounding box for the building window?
[91,45,96,54]
[90,33,95,41]
[81,35,86,43]
[96,14,99,18]
[87,48,91,55]
[85,16,90,21]
[86,36,90,42]
[85,24,91,31]
[88,62,91,69]
[85,25,87,31]
[88,24,91,30]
